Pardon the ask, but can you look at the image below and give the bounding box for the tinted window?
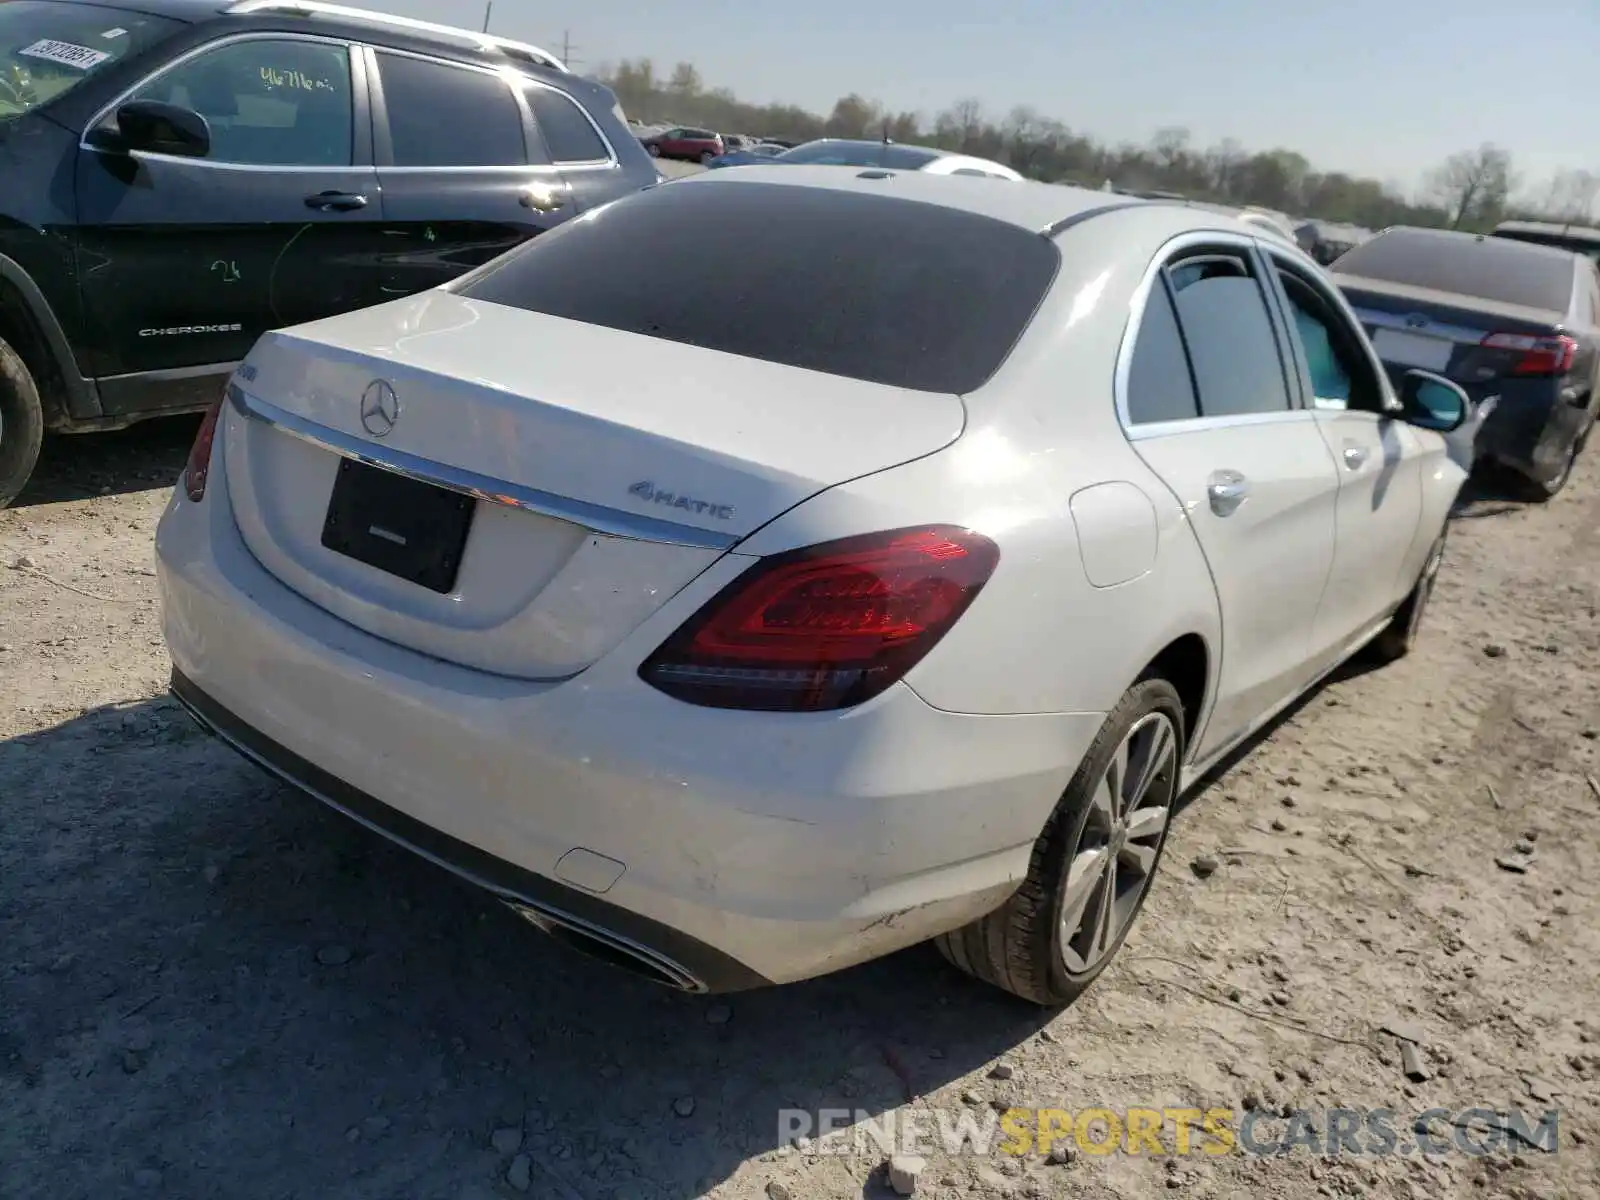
[458,182,1059,393]
[525,85,607,162]
[1167,253,1292,417]
[1,1,178,118]
[129,38,352,165]
[377,52,523,167]
[777,140,943,169]
[1126,279,1199,424]
[1275,267,1382,412]
[1336,229,1575,312]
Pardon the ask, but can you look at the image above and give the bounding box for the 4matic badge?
[628,481,735,521]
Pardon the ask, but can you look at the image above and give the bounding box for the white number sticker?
[17,39,112,71]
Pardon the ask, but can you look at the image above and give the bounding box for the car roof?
[1493,219,1600,245]
[76,0,220,19]
[1370,224,1582,264]
[671,166,1292,242]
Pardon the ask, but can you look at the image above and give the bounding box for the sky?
[368,0,1596,196]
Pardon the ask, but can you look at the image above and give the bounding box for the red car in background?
[640,127,725,164]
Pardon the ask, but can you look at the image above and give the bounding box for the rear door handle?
[305,191,369,212]
[1206,469,1250,516]
[519,181,568,213]
[1342,443,1368,471]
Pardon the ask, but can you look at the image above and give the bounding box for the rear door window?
[375,51,525,167]
[1336,228,1575,311]
[524,84,609,164]
[1165,251,1294,418]
[456,180,1059,393]
[1125,279,1200,424]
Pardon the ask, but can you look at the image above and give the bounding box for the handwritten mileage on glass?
[258,65,336,93]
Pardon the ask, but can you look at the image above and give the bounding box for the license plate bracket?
[321,458,476,594]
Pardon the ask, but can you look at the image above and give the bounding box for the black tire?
[699,151,716,165]
[647,143,661,157]
[1512,429,1583,501]
[1367,529,1446,664]
[0,335,45,511]
[936,677,1184,1006]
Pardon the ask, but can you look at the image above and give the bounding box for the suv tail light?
[640,526,1000,712]
[183,395,224,502]
[1480,332,1577,376]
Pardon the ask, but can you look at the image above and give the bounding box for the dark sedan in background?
[1333,227,1600,498]
[1491,219,1600,265]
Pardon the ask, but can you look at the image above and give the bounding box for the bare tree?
[667,61,702,99]
[824,93,883,140]
[934,98,985,152]
[1426,144,1516,230]
[1535,169,1600,224]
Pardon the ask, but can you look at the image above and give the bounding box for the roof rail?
[223,0,568,71]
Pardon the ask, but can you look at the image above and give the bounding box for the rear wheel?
[1514,428,1583,501]
[699,150,716,165]
[1368,529,1445,663]
[647,143,661,157]
[0,335,45,510]
[936,677,1183,1005]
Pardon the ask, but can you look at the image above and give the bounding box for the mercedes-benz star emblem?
[360,379,400,438]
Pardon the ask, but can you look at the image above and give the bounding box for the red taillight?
[183,396,224,502]
[1480,332,1577,376]
[640,526,1000,712]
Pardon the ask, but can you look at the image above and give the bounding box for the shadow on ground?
[0,699,1044,1200]
[13,416,201,509]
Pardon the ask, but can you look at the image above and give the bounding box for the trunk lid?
[221,291,965,680]
[1334,272,1567,386]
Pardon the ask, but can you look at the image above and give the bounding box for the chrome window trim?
[1114,229,1304,438]
[228,384,739,551]
[521,78,618,169]
[78,32,361,166]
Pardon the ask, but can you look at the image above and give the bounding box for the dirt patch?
[2,422,1597,1200]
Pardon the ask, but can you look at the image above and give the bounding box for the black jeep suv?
[0,0,658,506]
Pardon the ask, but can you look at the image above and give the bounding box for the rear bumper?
[154,456,1104,989]
[170,669,766,992]
[1465,378,1586,478]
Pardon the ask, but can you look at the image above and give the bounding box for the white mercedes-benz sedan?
[156,167,1472,1004]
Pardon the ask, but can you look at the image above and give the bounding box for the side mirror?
[1397,369,1469,433]
[114,100,211,158]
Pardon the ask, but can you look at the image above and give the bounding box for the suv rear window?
[1335,228,1575,312]
[456,181,1058,393]
[0,1,178,117]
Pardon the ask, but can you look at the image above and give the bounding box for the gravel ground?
[2,416,1598,1200]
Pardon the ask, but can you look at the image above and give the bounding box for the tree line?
[598,59,1598,235]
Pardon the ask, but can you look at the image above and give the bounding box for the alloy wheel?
[1058,711,1179,975]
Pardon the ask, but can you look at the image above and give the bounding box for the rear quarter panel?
[734,206,1225,720]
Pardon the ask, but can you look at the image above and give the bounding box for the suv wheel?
[699,150,716,165]
[0,335,44,510]
[936,677,1184,1005]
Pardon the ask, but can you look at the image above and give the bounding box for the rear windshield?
[0,1,179,118]
[1335,228,1575,312]
[1491,228,1600,265]
[777,140,944,170]
[456,180,1059,393]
